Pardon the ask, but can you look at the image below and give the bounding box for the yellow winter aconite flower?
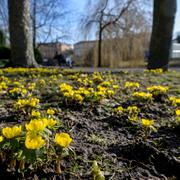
[28,83,36,91]
[147,85,169,94]
[59,81,114,104]
[97,86,106,92]
[73,94,84,103]
[0,136,4,142]
[133,92,153,101]
[92,73,103,83]
[63,91,73,98]
[99,81,111,87]
[13,81,23,87]
[9,87,20,94]
[9,87,27,96]
[114,106,124,114]
[127,106,139,114]
[68,74,78,80]
[127,106,139,121]
[58,74,63,78]
[176,109,180,116]
[60,83,86,103]
[169,97,180,106]
[39,79,46,86]
[77,87,90,96]
[169,96,176,102]
[54,133,72,148]
[28,97,39,107]
[125,82,140,88]
[46,119,57,127]
[26,119,46,132]
[112,85,119,89]
[59,83,73,92]
[88,87,94,92]
[25,134,45,149]
[2,125,22,139]
[50,75,58,81]
[84,79,93,86]
[2,67,59,74]
[21,88,27,95]
[176,109,180,122]
[31,110,41,117]
[144,68,163,74]
[15,97,40,109]
[47,108,55,115]
[0,81,8,90]
[141,119,154,127]
[96,90,105,98]
[27,93,33,97]
[77,78,83,83]
[15,99,27,107]
[106,90,115,96]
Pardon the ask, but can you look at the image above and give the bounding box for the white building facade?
[171,43,180,58]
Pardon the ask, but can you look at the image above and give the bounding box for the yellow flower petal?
[54,133,72,148]
[0,136,4,142]
[2,125,22,139]
[25,135,45,149]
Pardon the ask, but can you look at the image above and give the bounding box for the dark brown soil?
[0,69,180,179]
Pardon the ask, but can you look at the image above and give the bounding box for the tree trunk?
[0,29,6,45]
[98,28,102,67]
[148,0,176,71]
[32,0,36,49]
[8,0,38,67]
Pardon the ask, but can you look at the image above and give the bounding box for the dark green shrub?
[34,48,43,64]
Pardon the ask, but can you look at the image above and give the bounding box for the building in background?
[171,43,180,59]
[171,33,180,59]
[38,42,73,60]
[74,41,97,58]
[73,33,149,68]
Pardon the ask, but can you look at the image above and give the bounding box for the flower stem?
[10,159,16,169]
[55,157,61,174]
[19,160,25,170]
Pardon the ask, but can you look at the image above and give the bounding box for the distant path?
[60,67,180,73]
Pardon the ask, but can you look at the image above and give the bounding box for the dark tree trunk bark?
[8,0,38,67]
[97,12,104,68]
[148,0,176,71]
[177,35,180,43]
[0,29,6,45]
[32,0,36,49]
[98,27,102,68]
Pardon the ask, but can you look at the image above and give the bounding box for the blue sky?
[174,0,180,35]
[67,0,180,44]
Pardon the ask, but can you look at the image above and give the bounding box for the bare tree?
[81,0,138,67]
[148,0,177,71]
[0,0,8,28]
[108,1,151,59]
[0,0,9,42]
[8,0,37,67]
[1,0,69,48]
[30,0,69,48]
[81,0,151,67]
[32,0,36,48]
